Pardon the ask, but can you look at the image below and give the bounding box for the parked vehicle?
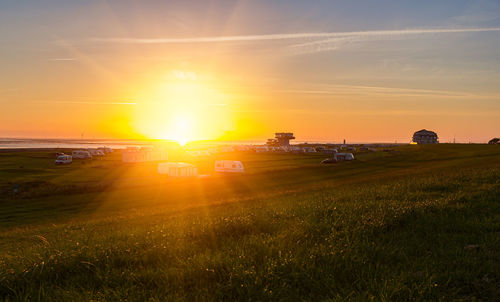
[55,154,72,165]
[322,149,338,154]
[72,150,92,159]
[302,147,316,153]
[88,149,105,156]
[98,147,113,153]
[214,160,245,173]
[321,158,337,164]
[335,153,355,161]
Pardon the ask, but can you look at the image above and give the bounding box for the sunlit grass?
[0,145,499,300]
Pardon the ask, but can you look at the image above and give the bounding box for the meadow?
[0,145,499,301]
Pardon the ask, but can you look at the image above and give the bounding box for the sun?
[169,114,193,146]
[132,71,233,144]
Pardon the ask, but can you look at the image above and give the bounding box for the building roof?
[413,129,438,137]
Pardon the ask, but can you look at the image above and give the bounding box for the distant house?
[488,138,500,145]
[266,132,295,147]
[412,129,439,144]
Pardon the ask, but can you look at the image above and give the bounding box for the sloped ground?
[0,145,499,300]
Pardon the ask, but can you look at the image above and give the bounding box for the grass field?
[0,145,499,301]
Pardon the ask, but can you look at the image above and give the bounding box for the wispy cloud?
[288,27,500,55]
[89,27,500,46]
[275,84,500,99]
[34,101,136,105]
[48,58,77,61]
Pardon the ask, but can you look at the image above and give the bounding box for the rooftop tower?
[266,132,295,147]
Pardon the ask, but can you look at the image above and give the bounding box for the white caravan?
[88,149,105,156]
[214,160,245,173]
[302,147,317,153]
[72,150,92,159]
[55,154,72,165]
[98,147,113,154]
[158,162,198,177]
[334,153,355,161]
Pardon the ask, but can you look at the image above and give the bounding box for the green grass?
[0,145,499,301]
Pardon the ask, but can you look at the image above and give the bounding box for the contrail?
[89,27,500,44]
[48,58,77,61]
[34,101,136,105]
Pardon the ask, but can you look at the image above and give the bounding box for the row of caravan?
[255,145,339,154]
[122,147,168,163]
[184,144,376,156]
[321,153,355,164]
[158,160,245,177]
[73,147,113,159]
[255,145,376,154]
[55,147,113,165]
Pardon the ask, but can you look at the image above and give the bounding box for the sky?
[1,0,499,143]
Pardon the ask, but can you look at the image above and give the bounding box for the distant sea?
[0,138,265,150]
[0,138,153,150]
[0,138,398,150]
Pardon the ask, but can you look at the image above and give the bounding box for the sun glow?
[133,71,233,144]
[167,114,194,146]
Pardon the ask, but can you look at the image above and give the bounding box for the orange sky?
[1,1,499,143]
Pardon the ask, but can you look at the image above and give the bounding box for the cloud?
[288,27,500,55]
[89,27,500,45]
[48,58,77,61]
[275,84,500,100]
[34,101,136,105]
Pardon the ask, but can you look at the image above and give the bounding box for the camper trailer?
[322,149,338,155]
[88,149,105,156]
[72,150,92,159]
[302,147,316,153]
[214,160,245,173]
[98,147,113,154]
[158,162,198,177]
[321,157,337,164]
[55,154,72,165]
[335,153,355,161]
